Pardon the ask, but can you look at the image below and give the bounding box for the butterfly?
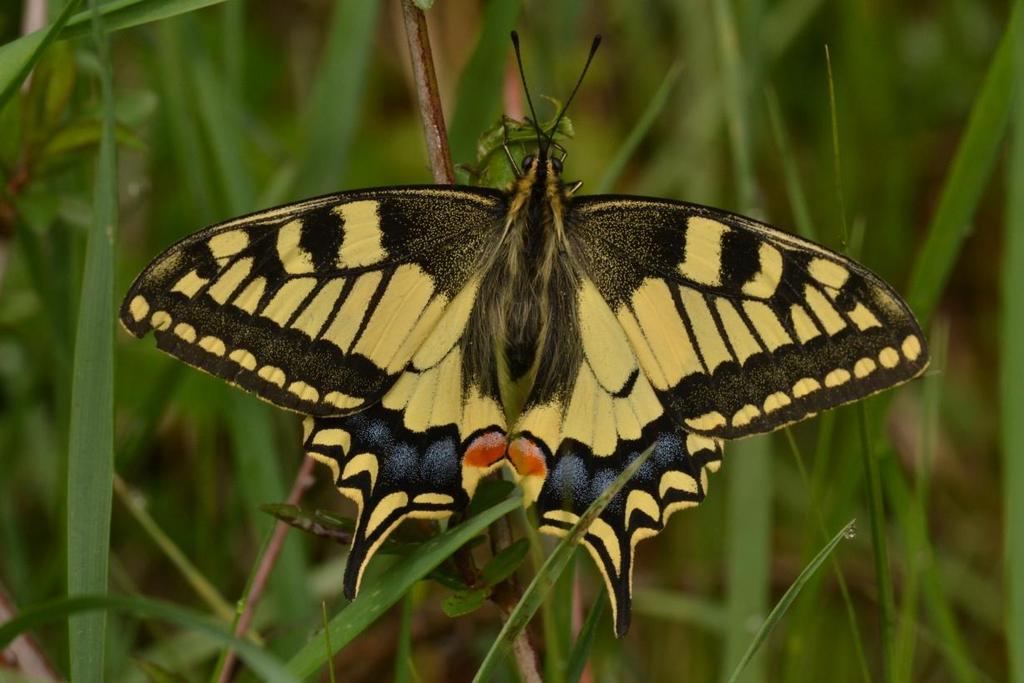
[119,33,928,637]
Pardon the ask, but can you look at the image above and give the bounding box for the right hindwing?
[120,186,506,415]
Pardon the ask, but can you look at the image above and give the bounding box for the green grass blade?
[471,443,657,683]
[781,429,871,683]
[721,437,771,682]
[725,520,855,683]
[0,0,83,112]
[711,0,757,208]
[447,0,521,165]
[321,602,336,683]
[191,54,254,213]
[824,46,849,248]
[0,595,296,683]
[394,594,414,683]
[907,4,1020,322]
[293,0,380,196]
[1004,4,1024,680]
[883,457,978,682]
[858,409,897,682]
[564,590,605,683]
[285,494,522,678]
[66,3,118,680]
[595,62,682,193]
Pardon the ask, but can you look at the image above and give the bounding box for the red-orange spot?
[508,437,548,477]
[464,431,508,468]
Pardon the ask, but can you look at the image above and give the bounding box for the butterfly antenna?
[510,31,544,152]
[545,34,601,152]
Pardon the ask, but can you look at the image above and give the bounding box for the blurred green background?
[0,0,1020,681]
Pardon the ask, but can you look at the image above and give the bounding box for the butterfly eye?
[550,157,563,174]
[521,155,536,172]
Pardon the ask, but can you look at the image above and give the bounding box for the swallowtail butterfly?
[120,33,928,636]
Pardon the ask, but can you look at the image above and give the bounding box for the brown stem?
[400,0,455,184]
[488,516,543,683]
[217,455,318,683]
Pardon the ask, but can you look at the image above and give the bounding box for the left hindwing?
[567,195,929,439]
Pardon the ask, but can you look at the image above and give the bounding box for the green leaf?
[285,494,521,678]
[66,2,118,680]
[38,41,77,131]
[466,478,517,518]
[471,443,658,683]
[0,0,83,113]
[442,588,491,618]
[480,538,530,587]
[725,520,855,683]
[262,503,355,544]
[41,119,144,159]
[907,4,1020,322]
[0,595,296,683]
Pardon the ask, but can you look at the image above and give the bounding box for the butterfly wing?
[567,195,929,439]
[302,325,508,598]
[508,270,724,636]
[510,196,927,636]
[120,187,505,415]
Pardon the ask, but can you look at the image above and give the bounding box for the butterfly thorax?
[467,156,581,423]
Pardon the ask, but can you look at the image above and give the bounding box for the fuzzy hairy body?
[467,161,583,423]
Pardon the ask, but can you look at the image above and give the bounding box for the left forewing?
[120,187,504,415]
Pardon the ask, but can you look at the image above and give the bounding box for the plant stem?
[401,0,454,184]
[217,455,317,683]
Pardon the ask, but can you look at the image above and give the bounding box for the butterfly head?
[520,153,563,181]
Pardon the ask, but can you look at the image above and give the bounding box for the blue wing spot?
[382,442,418,484]
[652,433,683,466]
[422,438,459,485]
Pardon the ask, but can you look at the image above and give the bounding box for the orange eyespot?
[508,437,548,477]
[464,431,508,468]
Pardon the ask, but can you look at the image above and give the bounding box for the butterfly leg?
[549,141,568,163]
[502,118,522,177]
